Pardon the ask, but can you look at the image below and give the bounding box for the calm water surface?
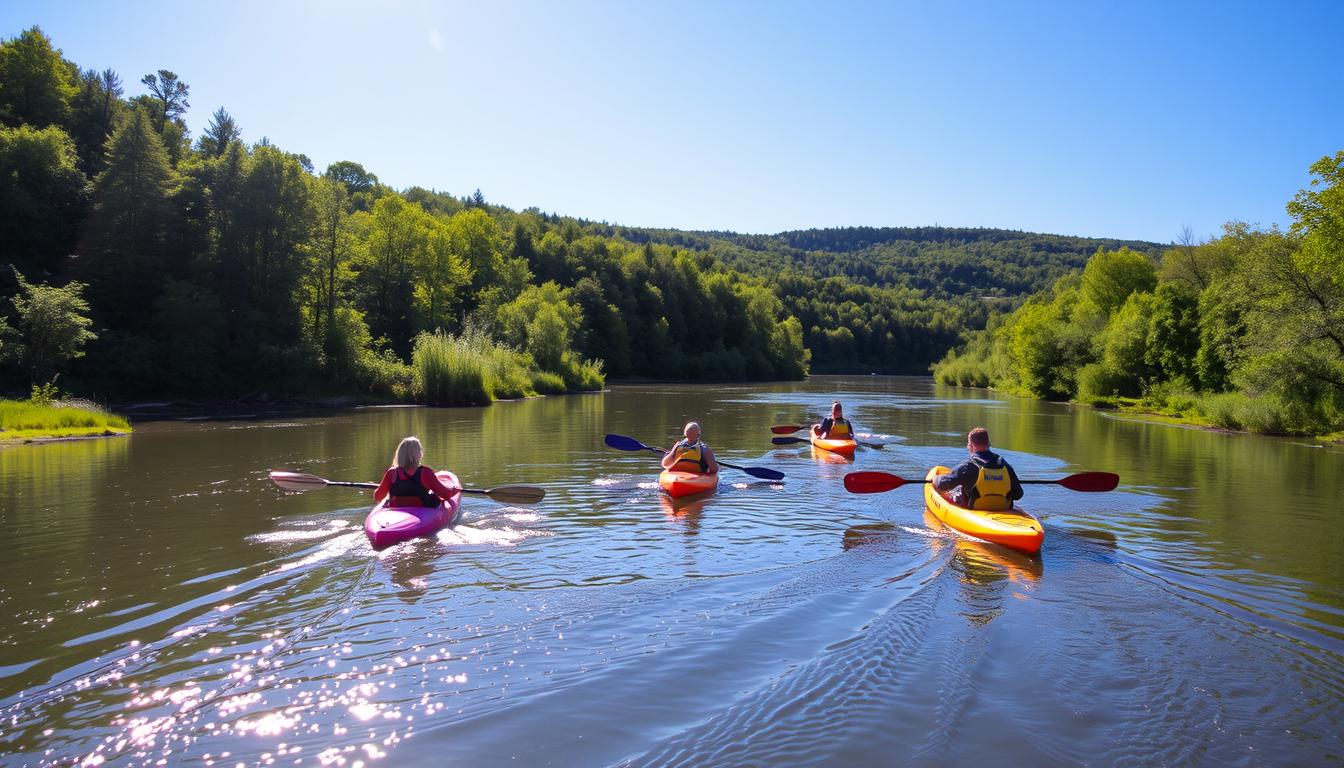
[1,377,1341,766]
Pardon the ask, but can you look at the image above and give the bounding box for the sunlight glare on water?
[0,377,1340,766]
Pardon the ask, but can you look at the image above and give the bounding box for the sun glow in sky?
[3,0,1341,242]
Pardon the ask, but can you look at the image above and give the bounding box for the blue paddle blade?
[771,436,808,445]
[605,433,654,452]
[741,466,785,481]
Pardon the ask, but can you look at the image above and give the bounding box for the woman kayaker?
[661,421,719,475]
[932,427,1024,509]
[812,401,853,440]
[374,436,461,507]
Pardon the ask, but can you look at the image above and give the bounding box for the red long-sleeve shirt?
[373,465,460,503]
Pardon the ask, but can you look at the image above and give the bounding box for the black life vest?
[389,466,439,508]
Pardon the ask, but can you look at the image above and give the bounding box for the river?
[1,376,1341,766]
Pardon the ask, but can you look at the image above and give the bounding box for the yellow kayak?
[924,466,1044,555]
[810,436,857,457]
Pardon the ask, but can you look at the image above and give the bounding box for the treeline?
[591,224,1161,373]
[934,152,1344,436]
[0,27,809,402]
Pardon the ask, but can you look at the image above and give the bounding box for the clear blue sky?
[4,0,1341,242]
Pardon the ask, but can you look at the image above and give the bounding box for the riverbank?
[0,399,132,443]
[938,384,1344,444]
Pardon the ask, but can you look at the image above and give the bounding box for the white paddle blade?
[268,470,329,492]
[468,485,546,505]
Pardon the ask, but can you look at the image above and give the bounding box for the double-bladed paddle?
[603,434,785,482]
[842,470,1119,494]
[770,425,884,448]
[268,470,546,505]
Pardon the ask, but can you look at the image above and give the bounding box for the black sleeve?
[1006,462,1024,501]
[819,417,834,432]
[934,460,974,492]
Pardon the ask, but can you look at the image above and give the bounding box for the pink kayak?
[363,470,463,549]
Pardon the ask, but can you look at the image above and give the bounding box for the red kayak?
[363,470,463,549]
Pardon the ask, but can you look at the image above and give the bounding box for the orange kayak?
[923,466,1043,555]
[810,436,857,457]
[658,470,719,498]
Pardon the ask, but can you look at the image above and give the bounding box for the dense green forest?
[0,25,1175,406]
[934,152,1344,436]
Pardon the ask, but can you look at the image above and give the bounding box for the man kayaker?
[812,401,853,441]
[662,421,719,475]
[933,427,1023,510]
[374,436,461,507]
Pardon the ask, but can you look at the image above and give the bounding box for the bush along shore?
[933,151,1344,440]
[0,391,131,443]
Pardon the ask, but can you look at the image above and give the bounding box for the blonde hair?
[393,436,424,471]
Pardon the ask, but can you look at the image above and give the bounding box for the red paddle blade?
[1056,472,1120,492]
[843,471,910,494]
[771,425,806,434]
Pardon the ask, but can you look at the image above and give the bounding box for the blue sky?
[4,0,1341,242]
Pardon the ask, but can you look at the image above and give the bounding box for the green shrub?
[559,352,606,391]
[529,370,566,394]
[483,344,535,399]
[412,330,491,406]
[1076,362,1127,405]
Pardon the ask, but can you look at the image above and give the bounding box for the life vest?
[968,455,1012,511]
[671,439,709,473]
[389,466,439,508]
[826,417,852,439]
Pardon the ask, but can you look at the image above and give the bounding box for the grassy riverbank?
[0,399,132,442]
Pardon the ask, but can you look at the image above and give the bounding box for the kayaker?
[812,401,853,440]
[374,436,461,507]
[661,421,719,475]
[932,428,1023,510]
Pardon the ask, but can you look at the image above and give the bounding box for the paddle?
[268,470,546,505]
[770,430,883,449]
[843,470,1119,494]
[603,434,785,482]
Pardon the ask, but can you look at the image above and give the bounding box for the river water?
[1,377,1340,766]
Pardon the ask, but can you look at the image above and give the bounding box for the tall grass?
[0,399,131,439]
[412,328,606,406]
[412,329,608,405]
[412,329,493,405]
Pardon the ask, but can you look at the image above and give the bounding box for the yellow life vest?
[672,439,708,472]
[971,459,1012,511]
[827,417,852,438]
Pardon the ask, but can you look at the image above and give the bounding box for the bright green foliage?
[9,270,96,382]
[0,124,87,276]
[415,218,472,332]
[358,195,435,354]
[0,27,77,129]
[936,152,1344,435]
[497,282,582,371]
[1144,283,1200,385]
[0,398,128,439]
[1081,247,1157,314]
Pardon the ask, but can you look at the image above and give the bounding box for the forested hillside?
[0,25,1169,402]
